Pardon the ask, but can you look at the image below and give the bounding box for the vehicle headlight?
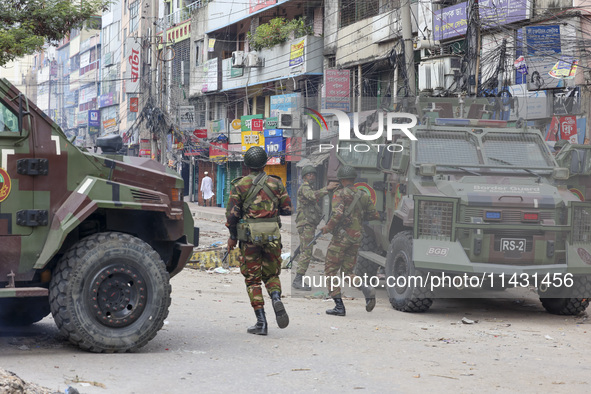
[418,200,453,239]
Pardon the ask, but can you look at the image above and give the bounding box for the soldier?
[321,165,380,316]
[226,146,292,335]
[553,139,569,155]
[293,166,339,290]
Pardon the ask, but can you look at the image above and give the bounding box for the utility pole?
[150,0,158,162]
[467,0,480,96]
[401,0,416,99]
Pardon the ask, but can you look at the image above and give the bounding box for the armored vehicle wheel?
[49,232,171,353]
[385,231,433,312]
[538,275,591,315]
[354,230,380,278]
[0,297,50,326]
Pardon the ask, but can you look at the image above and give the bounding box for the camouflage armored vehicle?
[554,142,591,201]
[0,78,197,352]
[330,117,591,315]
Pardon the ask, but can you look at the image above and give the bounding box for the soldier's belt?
[243,217,279,223]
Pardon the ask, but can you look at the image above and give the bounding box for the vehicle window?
[482,133,554,168]
[0,101,19,133]
[415,130,480,165]
[337,141,379,167]
[570,149,590,175]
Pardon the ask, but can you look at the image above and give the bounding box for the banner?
[126,37,141,93]
[289,39,305,67]
[129,97,139,112]
[546,116,577,143]
[179,106,195,131]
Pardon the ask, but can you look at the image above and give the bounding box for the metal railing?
[161,1,208,28]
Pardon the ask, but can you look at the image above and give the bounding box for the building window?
[340,0,380,28]
[130,1,139,33]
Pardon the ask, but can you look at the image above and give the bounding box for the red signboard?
[130,97,139,112]
[193,129,208,139]
[546,116,578,142]
[210,142,228,158]
[249,0,276,13]
[286,137,302,161]
[251,118,264,131]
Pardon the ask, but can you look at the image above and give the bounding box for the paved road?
[1,216,590,393]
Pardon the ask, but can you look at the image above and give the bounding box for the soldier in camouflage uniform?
[293,166,339,290]
[321,165,380,316]
[226,146,292,335]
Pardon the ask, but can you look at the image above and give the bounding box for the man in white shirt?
[200,171,214,206]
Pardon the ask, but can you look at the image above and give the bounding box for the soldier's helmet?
[301,166,317,177]
[554,139,569,150]
[244,146,268,169]
[337,165,357,180]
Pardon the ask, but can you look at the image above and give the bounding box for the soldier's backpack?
[236,173,281,245]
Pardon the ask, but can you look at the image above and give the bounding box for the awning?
[296,150,330,168]
[218,72,323,93]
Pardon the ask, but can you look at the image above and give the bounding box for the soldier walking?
[321,165,380,316]
[293,166,339,290]
[226,146,292,335]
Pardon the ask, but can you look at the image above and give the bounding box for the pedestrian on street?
[225,146,292,335]
[293,165,339,291]
[201,171,214,206]
[321,165,380,316]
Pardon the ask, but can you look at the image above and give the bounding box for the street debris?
[0,368,54,394]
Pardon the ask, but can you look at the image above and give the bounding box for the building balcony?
[219,35,324,92]
[160,1,208,30]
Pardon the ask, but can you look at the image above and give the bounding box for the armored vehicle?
[331,117,591,315]
[554,142,591,201]
[0,78,197,352]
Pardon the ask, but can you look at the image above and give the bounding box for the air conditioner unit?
[418,62,432,91]
[419,57,461,91]
[231,51,245,68]
[246,51,260,67]
[278,110,301,129]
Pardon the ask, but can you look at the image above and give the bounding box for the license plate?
[501,238,526,252]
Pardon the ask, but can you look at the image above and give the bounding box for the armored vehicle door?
[0,82,52,282]
[556,145,591,201]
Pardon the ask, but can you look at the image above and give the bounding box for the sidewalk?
[186,201,293,227]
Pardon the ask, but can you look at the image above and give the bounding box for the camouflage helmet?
[554,139,569,150]
[337,165,357,180]
[301,166,317,177]
[244,146,268,169]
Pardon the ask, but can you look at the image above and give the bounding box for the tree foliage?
[0,0,110,66]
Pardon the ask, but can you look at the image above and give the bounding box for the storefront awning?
[296,150,330,168]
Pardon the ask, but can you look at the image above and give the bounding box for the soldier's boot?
[292,273,311,291]
[358,285,376,312]
[247,308,268,335]
[270,291,289,329]
[326,298,346,316]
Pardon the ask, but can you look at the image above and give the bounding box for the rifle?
[285,245,301,270]
[220,250,230,268]
[306,230,324,248]
[286,214,325,269]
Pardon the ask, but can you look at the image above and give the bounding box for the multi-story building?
[4,0,590,200]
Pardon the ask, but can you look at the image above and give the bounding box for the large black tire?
[49,232,171,353]
[354,230,380,278]
[539,275,591,315]
[385,231,433,312]
[0,297,50,326]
